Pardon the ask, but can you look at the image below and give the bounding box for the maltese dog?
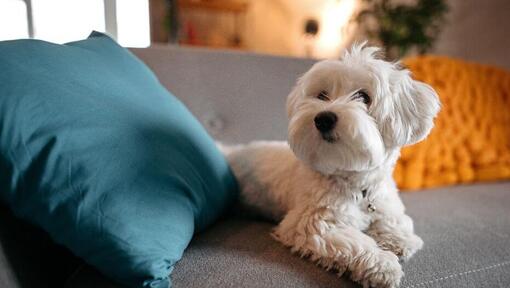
[222,44,440,288]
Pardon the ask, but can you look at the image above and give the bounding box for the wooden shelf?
[178,0,248,13]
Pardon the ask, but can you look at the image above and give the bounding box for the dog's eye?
[353,90,371,105]
[316,90,330,101]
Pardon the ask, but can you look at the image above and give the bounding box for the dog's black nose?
[314,111,337,133]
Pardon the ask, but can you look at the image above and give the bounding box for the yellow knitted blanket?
[395,56,510,190]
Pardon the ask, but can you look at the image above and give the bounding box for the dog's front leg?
[367,212,424,261]
[273,207,403,288]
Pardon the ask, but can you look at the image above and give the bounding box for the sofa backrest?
[132,46,315,144]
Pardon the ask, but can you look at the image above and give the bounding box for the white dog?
[222,44,440,288]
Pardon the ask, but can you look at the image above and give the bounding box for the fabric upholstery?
[63,182,510,288]
[71,47,507,288]
[179,182,510,288]
[131,46,315,144]
[133,48,510,192]
[395,56,510,190]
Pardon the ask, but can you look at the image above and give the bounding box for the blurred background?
[1,0,509,69]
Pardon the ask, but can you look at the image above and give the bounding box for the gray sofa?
[1,46,509,288]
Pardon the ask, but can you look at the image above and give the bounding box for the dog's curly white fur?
[222,44,440,288]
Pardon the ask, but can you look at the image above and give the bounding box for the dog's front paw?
[383,233,423,261]
[374,232,424,262]
[396,233,423,261]
[352,250,403,288]
[364,251,403,288]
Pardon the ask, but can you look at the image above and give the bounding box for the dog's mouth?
[320,132,337,143]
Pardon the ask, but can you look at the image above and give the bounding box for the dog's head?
[286,44,440,174]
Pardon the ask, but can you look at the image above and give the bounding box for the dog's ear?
[380,74,440,148]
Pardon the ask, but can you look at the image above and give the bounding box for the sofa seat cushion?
[62,182,510,288]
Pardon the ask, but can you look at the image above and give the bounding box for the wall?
[174,0,358,58]
[170,0,510,70]
[245,0,510,70]
[432,0,510,70]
